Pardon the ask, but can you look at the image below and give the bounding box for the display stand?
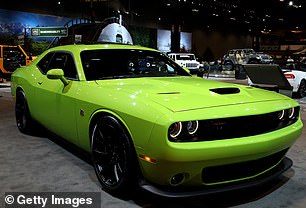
[243,64,293,97]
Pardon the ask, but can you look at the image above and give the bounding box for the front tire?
[223,61,234,71]
[91,115,138,197]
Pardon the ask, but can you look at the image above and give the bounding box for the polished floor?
[1,82,306,208]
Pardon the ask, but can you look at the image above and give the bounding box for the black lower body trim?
[139,157,293,198]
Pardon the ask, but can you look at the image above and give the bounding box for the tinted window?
[80,49,190,81]
[37,52,78,80]
[48,52,78,80]
[37,52,54,74]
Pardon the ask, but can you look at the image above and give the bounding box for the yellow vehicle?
[0,45,36,79]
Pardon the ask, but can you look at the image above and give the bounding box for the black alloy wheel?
[297,80,306,98]
[15,90,34,134]
[91,115,137,197]
[223,61,234,71]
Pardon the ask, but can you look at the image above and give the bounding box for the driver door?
[33,51,80,145]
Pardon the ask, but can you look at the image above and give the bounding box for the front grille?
[199,107,298,141]
[186,63,198,68]
[170,107,299,142]
[202,149,288,184]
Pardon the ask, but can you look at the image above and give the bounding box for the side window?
[48,52,78,80]
[37,52,54,74]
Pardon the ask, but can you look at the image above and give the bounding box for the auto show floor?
[1,82,306,208]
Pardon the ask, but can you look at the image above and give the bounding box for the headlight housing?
[168,120,199,141]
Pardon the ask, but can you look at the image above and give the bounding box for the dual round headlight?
[168,122,182,138]
[277,107,296,120]
[169,120,199,140]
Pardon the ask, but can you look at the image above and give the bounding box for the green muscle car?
[11,44,303,197]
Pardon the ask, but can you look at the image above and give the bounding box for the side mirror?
[47,69,70,86]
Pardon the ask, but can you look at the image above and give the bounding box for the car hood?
[96,76,286,112]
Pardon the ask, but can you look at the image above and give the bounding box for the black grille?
[186,63,198,68]
[170,106,299,142]
[198,107,298,141]
[202,149,288,184]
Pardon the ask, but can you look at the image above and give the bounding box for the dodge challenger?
[11,44,303,197]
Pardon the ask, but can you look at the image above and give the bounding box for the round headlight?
[187,120,199,135]
[169,122,182,138]
[287,108,295,119]
[277,110,285,120]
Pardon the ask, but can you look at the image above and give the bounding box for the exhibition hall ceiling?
[1,0,305,32]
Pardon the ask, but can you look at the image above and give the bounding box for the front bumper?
[138,116,302,189]
[139,157,292,198]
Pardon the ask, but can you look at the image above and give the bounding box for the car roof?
[168,53,195,55]
[46,43,158,53]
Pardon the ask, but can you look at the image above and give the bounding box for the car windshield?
[81,49,190,81]
[176,54,196,61]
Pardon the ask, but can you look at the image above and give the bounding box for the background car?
[167,52,202,74]
[11,44,303,198]
[281,62,306,98]
[223,48,273,70]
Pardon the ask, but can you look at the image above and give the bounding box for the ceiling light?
[289,1,293,6]
[291,30,302,33]
[192,8,199,12]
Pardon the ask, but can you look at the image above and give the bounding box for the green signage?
[31,27,68,37]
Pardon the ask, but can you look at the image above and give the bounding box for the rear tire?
[90,115,138,197]
[15,90,35,134]
[297,79,306,98]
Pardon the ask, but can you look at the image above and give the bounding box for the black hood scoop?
[210,87,240,95]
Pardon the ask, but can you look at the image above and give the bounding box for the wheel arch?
[224,60,234,65]
[15,86,25,96]
[15,86,27,103]
[88,109,135,149]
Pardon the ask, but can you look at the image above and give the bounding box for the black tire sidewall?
[15,91,32,133]
[91,115,138,196]
[298,80,306,98]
